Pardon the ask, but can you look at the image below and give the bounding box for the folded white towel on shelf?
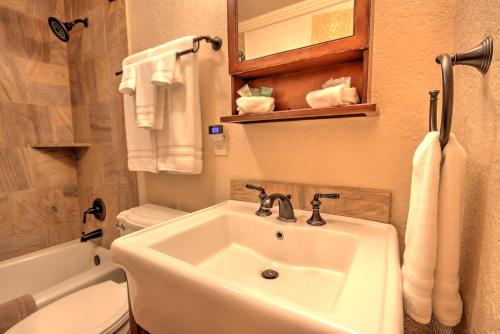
[135,58,166,129]
[433,133,466,326]
[341,87,360,105]
[119,49,158,172]
[402,131,441,324]
[306,84,345,108]
[153,36,203,174]
[236,96,275,114]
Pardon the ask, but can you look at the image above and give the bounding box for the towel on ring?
[402,131,441,324]
[433,133,466,326]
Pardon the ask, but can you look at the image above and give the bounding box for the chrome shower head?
[48,16,88,42]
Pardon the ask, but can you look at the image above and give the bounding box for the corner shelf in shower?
[220,103,379,124]
[30,143,91,149]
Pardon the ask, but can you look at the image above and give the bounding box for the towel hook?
[431,36,493,149]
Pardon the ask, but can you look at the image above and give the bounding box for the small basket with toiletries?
[236,84,275,115]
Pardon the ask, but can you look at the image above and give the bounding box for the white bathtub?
[0,240,126,308]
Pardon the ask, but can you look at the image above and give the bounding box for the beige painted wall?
[453,1,500,332]
[126,0,454,249]
[125,0,498,331]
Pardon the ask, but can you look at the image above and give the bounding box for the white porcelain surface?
[0,240,125,308]
[112,200,402,334]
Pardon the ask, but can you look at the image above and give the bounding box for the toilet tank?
[116,204,188,236]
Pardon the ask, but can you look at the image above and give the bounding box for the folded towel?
[122,94,158,172]
[135,57,166,129]
[118,64,136,95]
[236,96,275,114]
[152,51,180,86]
[433,133,466,326]
[306,85,345,108]
[341,87,360,105]
[0,295,37,333]
[119,49,158,172]
[154,36,203,174]
[402,131,441,324]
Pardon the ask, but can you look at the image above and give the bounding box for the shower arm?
[65,18,88,31]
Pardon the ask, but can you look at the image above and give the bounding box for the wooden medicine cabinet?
[222,0,377,124]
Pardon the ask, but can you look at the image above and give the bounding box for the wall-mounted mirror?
[237,0,355,62]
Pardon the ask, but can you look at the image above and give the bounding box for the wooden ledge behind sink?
[231,180,391,223]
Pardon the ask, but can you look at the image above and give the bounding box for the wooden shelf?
[220,104,378,124]
[30,143,91,149]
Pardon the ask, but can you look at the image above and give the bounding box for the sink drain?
[261,269,279,280]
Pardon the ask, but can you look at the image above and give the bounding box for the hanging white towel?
[433,133,466,326]
[152,36,203,174]
[151,51,180,86]
[119,49,158,173]
[402,131,442,324]
[135,58,166,129]
[118,65,136,95]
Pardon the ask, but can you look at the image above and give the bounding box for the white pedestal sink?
[112,200,403,334]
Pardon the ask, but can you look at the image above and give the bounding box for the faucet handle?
[307,193,340,226]
[246,184,266,197]
[246,184,271,217]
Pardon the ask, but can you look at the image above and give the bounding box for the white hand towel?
[152,51,180,86]
[341,87,360,105]
[433,133,466,326]
[402,131,441,324]
[153,36,203,174]
[119,49,158,172]
[122,94,158,173]
[306,85,345,108]
[135,58,166,129]
[118,65,136,94]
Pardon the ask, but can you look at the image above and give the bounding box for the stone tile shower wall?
[65,0,137,248]
[0,0,80,260]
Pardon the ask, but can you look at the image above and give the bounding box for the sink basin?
[112,200,402,334]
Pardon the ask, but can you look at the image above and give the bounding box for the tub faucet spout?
[80,229,103,242]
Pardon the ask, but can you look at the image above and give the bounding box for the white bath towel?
[152,36,203,174]
[433,133,466,326]
[402,131,441,324]
[119,49,158,172]
[135,58,166,129]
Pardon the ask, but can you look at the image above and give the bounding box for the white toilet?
[7,204,187,334]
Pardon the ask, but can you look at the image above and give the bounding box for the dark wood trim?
[220,103,378,124]
[228,0,371,77]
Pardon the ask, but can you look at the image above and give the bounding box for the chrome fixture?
[262,193,297,223]
[306,193,340,226]
[246,184,271,217]
[82,198,106,224]
[430,36,493,149]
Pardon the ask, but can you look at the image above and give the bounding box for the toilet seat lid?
[117,203,187,229]
[7,281,128,334]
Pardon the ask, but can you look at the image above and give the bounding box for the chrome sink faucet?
[246,184,297,223]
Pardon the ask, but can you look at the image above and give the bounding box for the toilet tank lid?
[6,281,128,334]
[117,203,188,229]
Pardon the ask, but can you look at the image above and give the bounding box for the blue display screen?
[209,125,223,135]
